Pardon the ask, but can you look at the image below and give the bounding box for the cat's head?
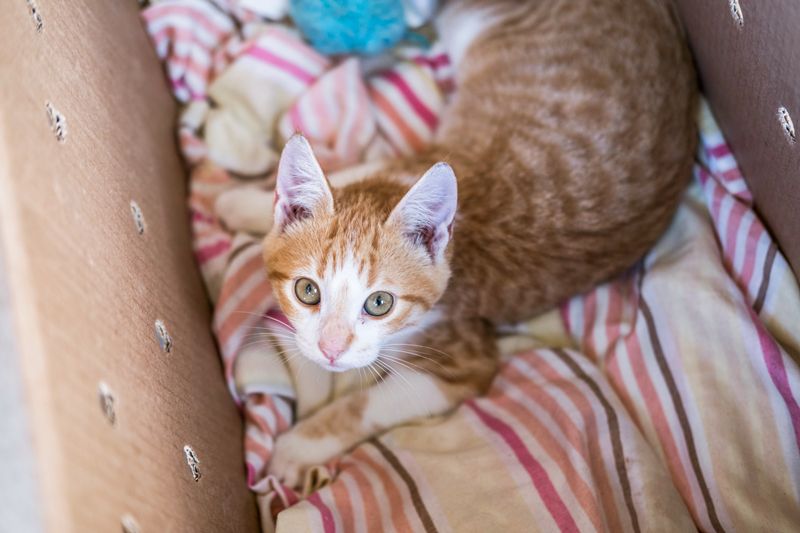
[263,135,457,372]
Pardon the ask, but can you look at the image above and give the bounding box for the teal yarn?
[289,0,408,56]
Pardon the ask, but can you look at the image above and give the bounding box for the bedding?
[142,2,800,531]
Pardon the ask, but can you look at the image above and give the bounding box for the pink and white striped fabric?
[143,0,453,175]
[142,3,800,530]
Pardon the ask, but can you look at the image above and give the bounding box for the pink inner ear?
[283,203,312,226]
[407,223,451,262]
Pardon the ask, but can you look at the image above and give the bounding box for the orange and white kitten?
[263,0,696,487]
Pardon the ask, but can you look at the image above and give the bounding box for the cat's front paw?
[268,429,344,489]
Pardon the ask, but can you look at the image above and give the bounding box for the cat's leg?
[268,317,498,488]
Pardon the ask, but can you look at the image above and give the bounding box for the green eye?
[364,291,394,317]
[294,278,321,305]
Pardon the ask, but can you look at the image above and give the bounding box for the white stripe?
[238,55,309,94]
[296,88,322,138]
[511,356,585,435]
[246,423,270,449]
[251,403,278,434]
[372,100,413,155]
[715,194,735,252]
[146,15,227,49]
[731,210,754,277]
[592,286,611,358]
[352,460,399,533]
[568,297,584,341]
[170,39,213,68]
[340,470,370,533]
[255,30,328,77]
[245,450,266,470]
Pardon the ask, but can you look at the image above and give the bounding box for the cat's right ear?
[387,162,458,263]
[272,135,334,233]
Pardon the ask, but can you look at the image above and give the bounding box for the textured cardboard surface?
[674,0,800,279]
[0,1,259,531]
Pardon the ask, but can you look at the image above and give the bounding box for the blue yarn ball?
[289,0,408,56]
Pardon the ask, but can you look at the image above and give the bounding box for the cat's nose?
[318,338,347,362]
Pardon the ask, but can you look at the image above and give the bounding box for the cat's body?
[262,0,696,487]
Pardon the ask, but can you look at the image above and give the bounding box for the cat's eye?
[363,291,394,317]
[294,278,321,305]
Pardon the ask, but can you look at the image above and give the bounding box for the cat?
[260,0,696,488]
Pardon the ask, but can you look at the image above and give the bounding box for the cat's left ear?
[387,163,458,262]
[273,135,334,233]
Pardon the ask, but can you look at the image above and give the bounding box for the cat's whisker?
[245,330,298,343]
[238,331,303,357]
[239,331,297,346]
[365,362,383,385]
[380,348,448,369]
[232,310,272,318]
[229,310,293,331]
[264,315,295,331]
[376,356,430,417]
[379,352,421,368]
[383,343,454,360]
[243,329,297,341]
[247,324,295,333]
[238,337,291,352]
[378,354,426,377]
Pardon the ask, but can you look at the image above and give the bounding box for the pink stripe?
[263,28,329,70]
[723,201,746,265]
[467,400,580,533]
[696,166,711,187]
[708,144,730,158]
[721,168,742,183]
[739,221,764,290]
[582,291,597,358]
[195,239,230,263]
[381,71,438,130]
[191,209,215,224]
[413,53,450,69]
[245,46,316,84]
[751,309,800,451]
[709,180,725,225]
[170,78,204,101]
[246,462,256,487]
[162,42,213,81]
[308,492,337,533]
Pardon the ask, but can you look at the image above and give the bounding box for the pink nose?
[318,338,348,362]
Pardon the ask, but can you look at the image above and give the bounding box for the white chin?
[322,363,349,373]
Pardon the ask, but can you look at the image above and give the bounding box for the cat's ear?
[273,135,334,232]
[387,163,458,262]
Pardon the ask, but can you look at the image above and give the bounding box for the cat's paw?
[268,429,343,489]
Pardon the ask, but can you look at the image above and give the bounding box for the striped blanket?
[142,2,800,531]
